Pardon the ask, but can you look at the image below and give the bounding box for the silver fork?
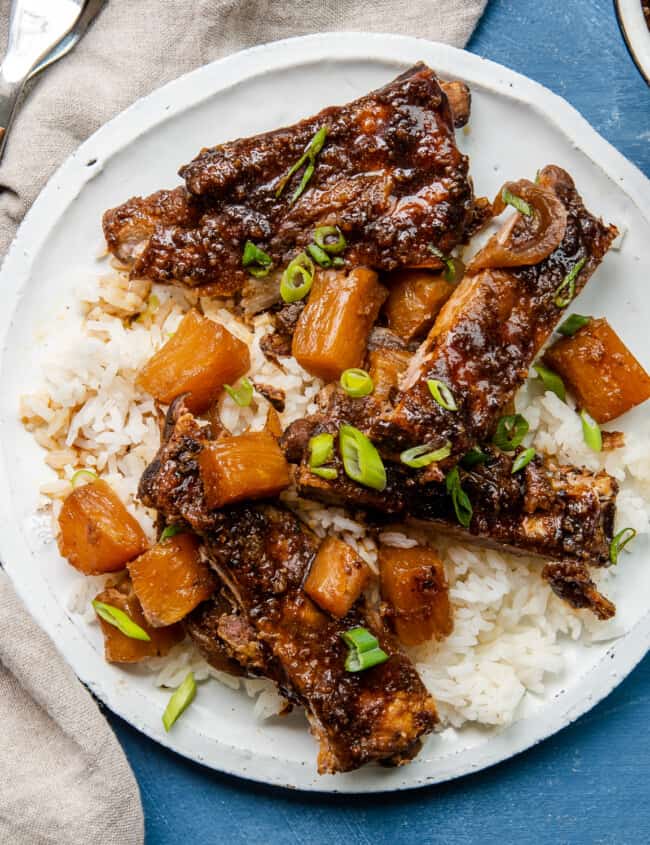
[0,0,91,162]
[28,0,107,81]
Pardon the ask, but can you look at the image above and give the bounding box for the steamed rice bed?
[21,267,650,731]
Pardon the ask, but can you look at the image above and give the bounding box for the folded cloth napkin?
[0,1,486,842]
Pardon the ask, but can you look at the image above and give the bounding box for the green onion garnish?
[341,627,389,673]
[312,466,338,480]
[534,362,566,402]
[71,469,98,488]
[511,447,536,474]
[309,432,334,467]
[314,225,346,255]
[429,245,458,282]
[445,466,473,529]
[580,409,602,452]
[340,368,374,398]
[557,313,591,337]
[400,441,452,469]
[501,187,533,217]
[160,524,183,541]
[162,672,197,732]
[609,527,637,565]
[339,424,387,492]
[280,252,315,303]
[309,432,337,480]
[492,414,530,451]
[306,242,333,267]
[427,378,457,411]
[553,257,587,308]
[461,447,489,468]
[275,126,328,204]
[242,240,273,278]
[332,257,345,269]
[92,600,151,642]
[224,376,253,407]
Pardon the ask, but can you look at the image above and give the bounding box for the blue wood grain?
[109,1,650,841]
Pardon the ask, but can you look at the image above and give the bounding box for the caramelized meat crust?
[103,64,485,294]
[139,403,438,773]
[372,166,618,456]
[281,375,617,569]
[542,562,616,620]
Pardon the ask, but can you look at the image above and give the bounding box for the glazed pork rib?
[103,65,486,295]
[371,166,618,457]
[281,389,618,618]
[138,405,438,774]
[284,413,617,569]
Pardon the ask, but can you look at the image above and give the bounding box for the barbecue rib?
[282,399,618,569]
[139,402,438,773]
[103,65,487,295]
[371,166,618,457]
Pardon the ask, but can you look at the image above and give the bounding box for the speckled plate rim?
[1,32,649,793]
[615,0,650,86]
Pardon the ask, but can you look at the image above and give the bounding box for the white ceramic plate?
[1,33,649,793]
[616,0,650,85]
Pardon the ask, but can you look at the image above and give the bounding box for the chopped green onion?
[92,601,151,642]
[445,466,473,529]
[609,527,637,565]
[309,433,336,479]
[492,414,529,451]
[275,126,328,203]
[429,245,458,282]
[461,447,489,469]
[341,627,389,673]
[340,368,374,398]
[71,469,98,488]
[242,240,273,278]
[314,225,346,255]
[580,409,602,452]
[280,252,315,303]
[553,257,587,308]
[557,313,591,337]
[309,432,334,467]
[511,447,536,474]
[224,376,253,407]
[160,524,183,541]
[338,424,387,492]
[312,466,338,480]
[400,441,452,469]
[534,362,566,402]
[501,187,533,217]
[332,257,345,269]
[427,378,458,411]
[162,672,197,732]
[306,242,332,267]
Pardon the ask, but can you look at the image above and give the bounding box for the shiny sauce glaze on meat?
[138,402,438,774]
[282,396,618,570]
[103,64,487,295]
[371,166,618,457]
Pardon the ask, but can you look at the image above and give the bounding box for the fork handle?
[0,70,25,160]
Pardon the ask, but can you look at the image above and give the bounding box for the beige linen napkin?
[0,1,486,842]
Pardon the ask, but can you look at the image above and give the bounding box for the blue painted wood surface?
[109,1,650,841]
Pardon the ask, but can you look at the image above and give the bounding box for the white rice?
[21,268,650,728]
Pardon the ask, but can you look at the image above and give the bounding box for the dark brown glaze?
[409,448,617,567]
[139,404,438,774]
[103,65,486,295]
[371,166,618,457]
[542,562,616,620]
[185,594,257,677]
[282,416,617,571]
